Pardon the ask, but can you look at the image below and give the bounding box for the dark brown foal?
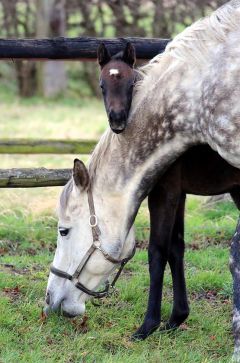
[133,144,240,342]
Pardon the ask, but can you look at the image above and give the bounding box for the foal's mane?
[111,51,124,61]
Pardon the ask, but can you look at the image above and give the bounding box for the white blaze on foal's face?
[109,68,119,76]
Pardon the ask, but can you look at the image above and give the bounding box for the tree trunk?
[36,0,67,97]
[15,60,37,97]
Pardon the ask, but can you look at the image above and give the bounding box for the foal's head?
[98,42,136,134]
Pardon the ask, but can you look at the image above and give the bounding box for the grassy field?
[0,90,239,362]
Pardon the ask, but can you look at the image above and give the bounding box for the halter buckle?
[89,214,98,227]
[93,240,101,249]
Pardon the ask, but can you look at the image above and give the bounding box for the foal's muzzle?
[109,110,127,133]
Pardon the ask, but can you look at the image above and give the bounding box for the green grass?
[0,199,236,363]
[0,89,238,362]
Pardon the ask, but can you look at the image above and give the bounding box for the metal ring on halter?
[89,214,98,227]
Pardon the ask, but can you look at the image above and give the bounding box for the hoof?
[131,322,160,341]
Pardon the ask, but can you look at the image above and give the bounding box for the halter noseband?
[50,186,135,299]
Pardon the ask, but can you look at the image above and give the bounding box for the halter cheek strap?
[50,186,136,299]
[87,187,101,242]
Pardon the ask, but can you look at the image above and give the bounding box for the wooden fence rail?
[0,36,170,187]
[0,168,71,188]
[0,139,97,154]
[0,37,170,60]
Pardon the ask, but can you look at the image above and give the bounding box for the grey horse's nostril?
[62,310,78,318]
[45,291,51,305]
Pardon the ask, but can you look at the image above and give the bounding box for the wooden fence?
[0,36,170,188]
[0,37,169,60]
[0,139,96,154]
[0,139,97,187]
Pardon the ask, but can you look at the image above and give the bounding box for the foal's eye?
[59,227,70,237]
[99,82,106,93]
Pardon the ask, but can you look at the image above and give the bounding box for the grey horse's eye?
[59,227,70,237]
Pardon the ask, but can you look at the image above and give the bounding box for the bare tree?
[0,0,228,97]
[66,0,227,96]
[36,0,67,97]
[0,0,67,97]
[0,0,36,96]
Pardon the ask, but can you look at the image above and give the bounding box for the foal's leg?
[132,184,181,340]
[163,194,190,330]
[230,187,240,210]
[230,216,240,361]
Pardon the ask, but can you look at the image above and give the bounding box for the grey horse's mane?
[59,130,116,216]
[58,178,73,218]
[166,0,240,64]
[88,129,116,180]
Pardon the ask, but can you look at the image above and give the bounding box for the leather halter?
[50,185,135,299]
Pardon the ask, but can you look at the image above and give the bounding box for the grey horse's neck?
[88,112,196,244]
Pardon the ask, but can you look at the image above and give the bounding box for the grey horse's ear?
[97,43,111,68]
[122,42,136,67]
[73,159,89,190]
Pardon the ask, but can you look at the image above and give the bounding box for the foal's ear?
[122,43,136,68]
[73,159,89,191]
[97,43,111,68]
